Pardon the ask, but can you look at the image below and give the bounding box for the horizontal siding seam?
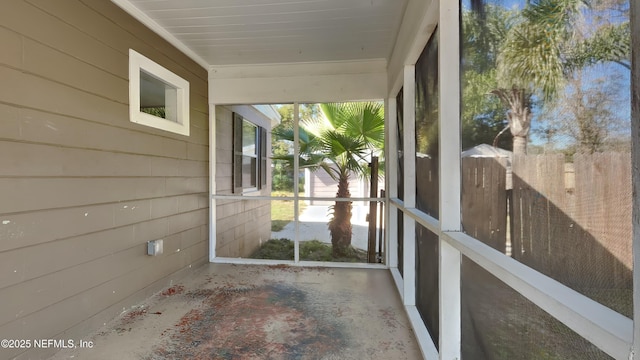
[0,100,194,146]
[0,62,129,107]
[0,205,209,251]
[19,1,209,91]
[0,135,209,161]
[0,241,208,329]
[0,22,127,83]
[0,259,148,328]
[0,193,208,217]
[78,0,210,82]
[0,229,208,296]
[0,175,208,180]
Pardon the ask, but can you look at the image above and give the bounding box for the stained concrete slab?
[51,264,422,360]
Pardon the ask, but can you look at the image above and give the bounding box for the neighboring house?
[461,143,512,159]
[304,167,384,206]
[462,144,513,189]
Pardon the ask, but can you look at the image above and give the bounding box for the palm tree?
[492,0,630,154]
[273,102,384,257]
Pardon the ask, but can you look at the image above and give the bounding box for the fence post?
[367,156,379,263]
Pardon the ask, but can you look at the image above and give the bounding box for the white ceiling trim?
[209,59,387,78]
[209,60,387,104]
[111,0,211,69]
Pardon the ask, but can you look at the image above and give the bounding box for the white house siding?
[0,1,209,359]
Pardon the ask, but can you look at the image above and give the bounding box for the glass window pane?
[130,49,189,135]
[270,104,298,197]
[242,156,257,188]
[397,209,404,276]
[139,70,177,122]
[459,0,632,316]
[396,89,405,275]
[242,120,257,156]
[416,224,439,347]
[296,102,384,263]
[396,89,405,201]
[261,128,267,187]
[462,258,613,359]
[295,200,369,263]
[415,29,439,218]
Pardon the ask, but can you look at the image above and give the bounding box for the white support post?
[387,97,398,269]
[403,65,417,306]
[439,8,461,232]
[439,241,461,359]
[439,0,462,358]
[293,102,300,263]
[209,104,217,262]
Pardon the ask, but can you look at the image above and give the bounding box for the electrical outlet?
[147,239,163,256]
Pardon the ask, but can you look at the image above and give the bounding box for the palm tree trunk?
[491,88,531,155]
[513,135,527,155]
[329,174,352,257]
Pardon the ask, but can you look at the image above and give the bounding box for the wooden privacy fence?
[416,155,439,217]
[461,157,508,254]
[461,153,632,289]
[511,153,632,289]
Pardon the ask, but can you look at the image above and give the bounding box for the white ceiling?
[118,0,409,66]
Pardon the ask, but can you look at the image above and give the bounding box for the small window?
[128,49,190,136]
[233,113,267,193]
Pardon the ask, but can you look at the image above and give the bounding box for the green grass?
[250,238,294,260]
[250,238,367,262]
[270,191,306,232]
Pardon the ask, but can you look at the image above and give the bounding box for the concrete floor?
[51,264,422,360]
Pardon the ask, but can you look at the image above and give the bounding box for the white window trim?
[129,49,190,136]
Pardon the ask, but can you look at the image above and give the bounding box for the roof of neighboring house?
[253,105,281,127]
[461,144,512,158]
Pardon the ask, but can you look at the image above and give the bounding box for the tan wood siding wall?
[215,106,271,257]
[0,1,209,358]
